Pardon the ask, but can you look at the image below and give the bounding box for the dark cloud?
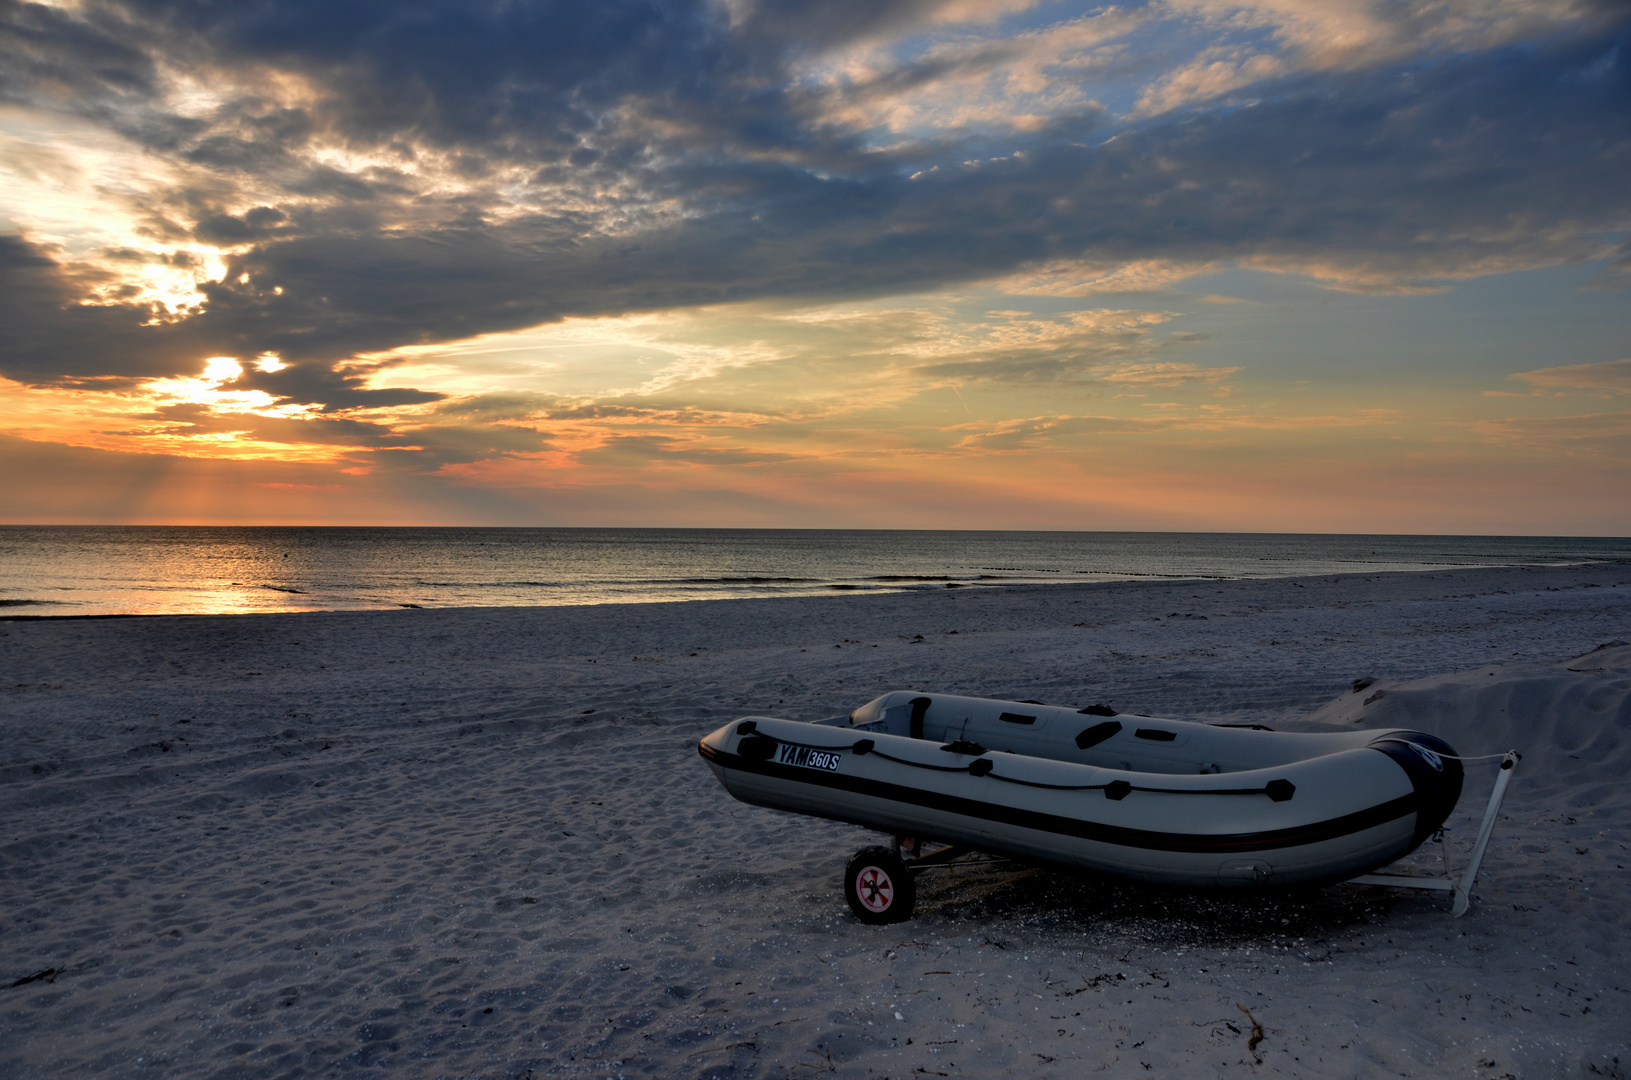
[87,0,758,158]
[0,234,187,381]
[231,363,446,412]
[2,1,1628,408]
[735,0,982,56]
[193,206,291,245]
[0,0,158,112]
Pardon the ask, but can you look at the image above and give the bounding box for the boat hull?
[699,698,1463,889]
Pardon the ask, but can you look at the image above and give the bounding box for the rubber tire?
[843,846,916,924]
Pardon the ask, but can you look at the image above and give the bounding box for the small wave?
[258,585,307,594]
[863,575,982,582]
[414,576,823,588]
[415,580,567,588]
[0,598,71,607]
[1072,570,1234,580]
[828,581,982,591]
[675,576,820,585]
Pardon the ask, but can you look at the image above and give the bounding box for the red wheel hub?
[855,865,894,913]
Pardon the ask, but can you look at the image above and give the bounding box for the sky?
[1,0,1628,532]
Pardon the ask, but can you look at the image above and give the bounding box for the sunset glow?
[2,1,1627,530]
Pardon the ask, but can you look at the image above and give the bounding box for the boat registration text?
[777,745,843,772]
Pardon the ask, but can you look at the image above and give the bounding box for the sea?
[1,526,1628,617]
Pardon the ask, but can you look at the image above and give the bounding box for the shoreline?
[3,560,1628,1077]
[6,528,1628,620]
[4,555,1628,623]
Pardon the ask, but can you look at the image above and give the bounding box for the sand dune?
[1,561,1628,1078]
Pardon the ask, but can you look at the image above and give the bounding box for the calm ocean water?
[1,526,1627,617]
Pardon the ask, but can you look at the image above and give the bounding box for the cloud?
[950,414,1154,451]
[0,430,553,523]
[371,423,555,472]
[993,259,1222,297]
[128,401,415,449]
[1135,0,1615,115]
[1134,45,1288,117]
[1512,358,1631,393]
[910,309,1203,383]
[428,392,560,421]
[0,0,1627,437]
[192,206,293,245]
[1097,361,1239,388]
[231,361,447,412]
[544,402,769,425]
[947,403,1400,451]
[0,234,187,382]
[794,8,1139,139]
[1167,0,1608,66]
[575,433,796,467]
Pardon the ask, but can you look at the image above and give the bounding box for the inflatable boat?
[699,691,1465,922]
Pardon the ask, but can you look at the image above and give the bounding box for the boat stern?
[1368,731,1465,847]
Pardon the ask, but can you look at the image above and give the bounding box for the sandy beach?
[3,562,1628,1079]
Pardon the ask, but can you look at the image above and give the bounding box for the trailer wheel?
[844,846,915,924]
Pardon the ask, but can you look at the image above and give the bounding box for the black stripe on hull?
[699,741,1418,855]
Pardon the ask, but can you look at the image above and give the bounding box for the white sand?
[2,562,1628,1079]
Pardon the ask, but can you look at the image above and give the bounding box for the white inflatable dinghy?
[699,691,1464,922]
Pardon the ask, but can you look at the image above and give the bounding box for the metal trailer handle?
[1347,750,1520,917]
